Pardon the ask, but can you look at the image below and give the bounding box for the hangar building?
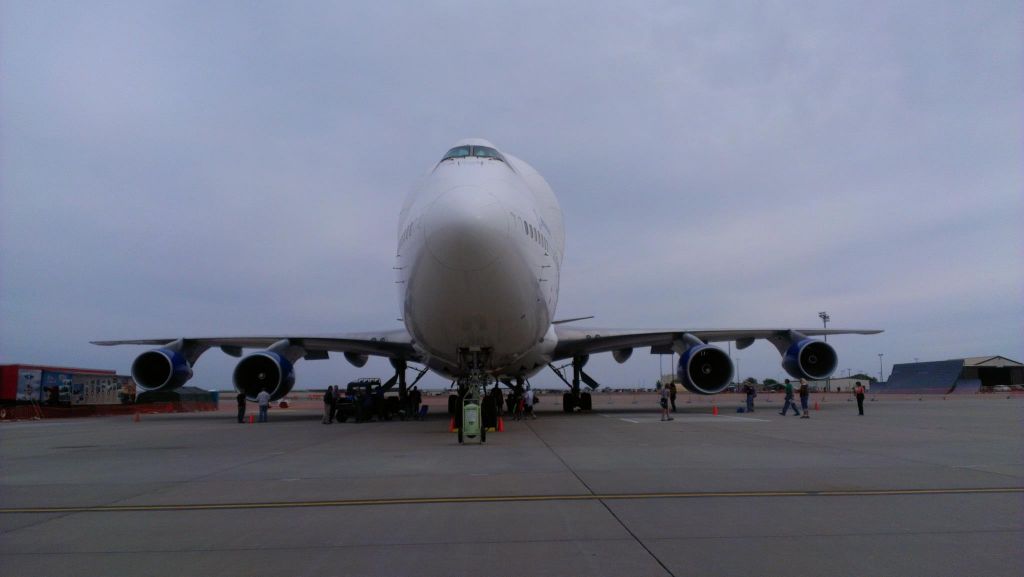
[881,356,1023,394]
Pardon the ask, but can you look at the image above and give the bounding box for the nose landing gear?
[451,348,492,444]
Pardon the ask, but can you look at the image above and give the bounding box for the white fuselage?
[396,140,564,379]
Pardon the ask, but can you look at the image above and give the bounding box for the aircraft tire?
[562,393,572,413]
[481,426,486,443]
[581,392,592,411]
[458,427,463,444]
[448,395,459,415]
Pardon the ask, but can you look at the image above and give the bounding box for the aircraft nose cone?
[424,186,507,271]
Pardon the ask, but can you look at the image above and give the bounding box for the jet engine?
[676,344,734,395]
[782,338,837,381]
[344,352,368,368]
[131,348,193,391]
[233,351,295,401]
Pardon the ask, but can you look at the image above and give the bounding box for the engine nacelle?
[233,351,295,401]
[131,348,193,391]
[344,352,368,368]
[677,345,734,395]
[782,339,837,381]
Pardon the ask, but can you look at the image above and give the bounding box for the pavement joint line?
[526,417,677,577]
[2,486,1021,514]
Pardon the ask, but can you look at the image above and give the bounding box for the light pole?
[819,311,830,389]
[878,353,884,383]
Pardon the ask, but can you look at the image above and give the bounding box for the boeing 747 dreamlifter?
[95,139,881,413]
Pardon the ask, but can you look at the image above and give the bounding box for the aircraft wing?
[92,329,419,361]
[552,327,883,360]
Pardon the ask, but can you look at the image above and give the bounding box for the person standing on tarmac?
[411,387,423,420]
[256,389,271,422]
[780,379,801,416]
[799,379,810,419]
[331,385,340,422]
[524,385,537,419]
[744,382,756,413]
[322,386,334,424]
[236,391,246,423]
[854,381,866,415]
[669,382,677,413]
[660,384,673,421]
[491,386,504,417]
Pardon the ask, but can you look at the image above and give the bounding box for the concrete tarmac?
[1,393,1022,576]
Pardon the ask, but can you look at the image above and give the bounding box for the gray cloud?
[2,1,1020,389]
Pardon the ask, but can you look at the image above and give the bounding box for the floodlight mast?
[819,311,831,390]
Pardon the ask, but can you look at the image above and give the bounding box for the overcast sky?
[1,1,1020,391]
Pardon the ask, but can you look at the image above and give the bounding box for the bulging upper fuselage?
[396,139,564,379]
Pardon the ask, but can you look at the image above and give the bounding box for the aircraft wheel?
[458,427,463,444]
[581,392,592,411]
[448,395,459,415]
[481,426,486,444]
[562,393,573,413]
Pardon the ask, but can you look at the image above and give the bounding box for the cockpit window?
[443,146,472,159]
[441,145,506,163]
[473,146,502,159]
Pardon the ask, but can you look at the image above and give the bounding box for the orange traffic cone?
[449,417,456,433]
[497,417,504,432]
[249,414,255,424]
[813,401,820,410]
[712,405,719,416]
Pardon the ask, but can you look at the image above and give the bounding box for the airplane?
[94,138,881,413]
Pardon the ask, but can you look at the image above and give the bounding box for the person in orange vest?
[854,381,866,415]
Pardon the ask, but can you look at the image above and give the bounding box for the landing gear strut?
[385,359,428,420]
[549,356,596,412]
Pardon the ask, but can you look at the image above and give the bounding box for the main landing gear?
[383,359,428,420]
[549,355,597,413]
